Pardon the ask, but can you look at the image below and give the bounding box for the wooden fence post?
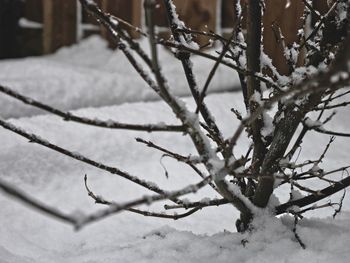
[43,0,77,54]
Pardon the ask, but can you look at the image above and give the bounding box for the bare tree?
[0,0,349,243]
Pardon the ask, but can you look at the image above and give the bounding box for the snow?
[1,37,350,262]
[0,36,236,119]
[261,112,274,140]
[335,2,348,25]
[304,117,323,128]
[18,18,43,29]
[330,71,349,83]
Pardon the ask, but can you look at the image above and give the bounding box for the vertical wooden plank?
[101,0,130,47]
[173,0,217,45]
[80,0,102,39]
[220,1,305,74]
[149,0,218,45]
[82,0,102,25]
[263,0,304,75]
[174,0,217,32]
[221,0,247,39]
[43,0,77,54]
[101,0,133,22]
[131,0,142,38]
[101,0,141,45]
[153,0,168,27]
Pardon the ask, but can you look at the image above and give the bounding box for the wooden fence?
[1,0,329,73]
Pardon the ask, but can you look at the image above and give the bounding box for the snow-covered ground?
[0,36,238,119]
[1,37,350,262]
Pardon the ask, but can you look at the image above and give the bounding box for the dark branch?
[0,85,185,132]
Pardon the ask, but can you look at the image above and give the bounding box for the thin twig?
[195,13,243,114]
[292,215,306,249]
[0,178,77,225]
[313,127,350,137]
[276,175,350,215]
[162,0,224,146]
[0,85,185,133]
[0,119,177,199]
[76,175,212,228]
[135,138,218,191]
[83,174,201,220]
[300,1,338,48]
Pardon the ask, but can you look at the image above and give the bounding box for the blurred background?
[0,0,329,71]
